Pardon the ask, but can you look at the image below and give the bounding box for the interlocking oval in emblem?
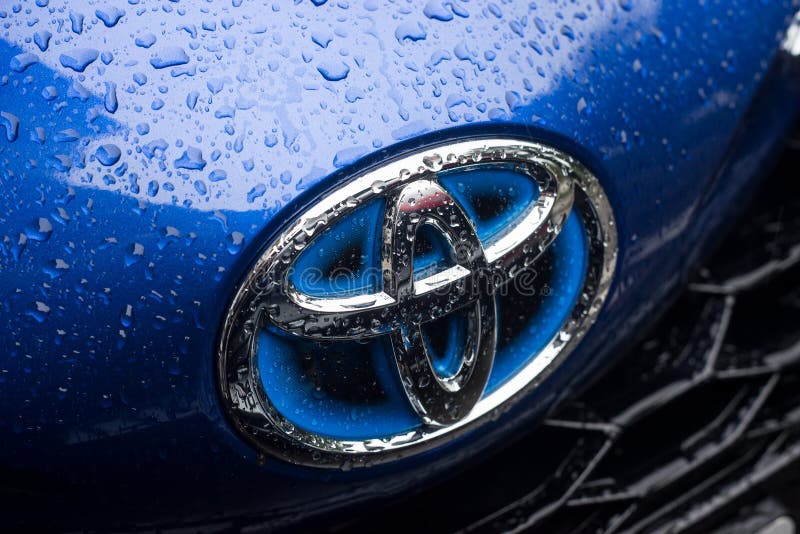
[217,139,617,468]
[381,179,495,426]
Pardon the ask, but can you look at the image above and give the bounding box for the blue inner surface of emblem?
[422,309,469,378]
[257,168,588,440]
[438,167,538,239]
[487,212,588,393]
[413,222,458,281]
[258,331,420,439]
[291,200,384,297]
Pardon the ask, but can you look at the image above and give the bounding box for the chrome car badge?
[217,139,617,468]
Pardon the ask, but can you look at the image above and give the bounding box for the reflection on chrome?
[217,139,617,468]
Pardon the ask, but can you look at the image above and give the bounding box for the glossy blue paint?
[0,0,798,528]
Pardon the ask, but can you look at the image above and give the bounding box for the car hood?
[0,0,797,527]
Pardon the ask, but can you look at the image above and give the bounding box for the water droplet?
[69,11,84,34]
[95,7,125,27]
[53,129,79,143]
[125,242,145,266]
[0,112,20,142]
[423,154,443,171]
[26,301,50,323]
[312,30,333,50]
[395,21,427,43]
[59,48,99,72]
[186,91,199,110]
[577,97,588,115]
[174,146,206,170]
[264,133,278,147]
[505,90,523,111]
[9,52,38,73]
[120,305,135,327]
[33,30,51,51]
[247,184,266,203]
[42,258,69,279]
[41,85,59,101]
[214,105,235,119]
[226,231,245,255]
[150,46,189,69]
[207,78,225,94]
[317,60,350,81]
[104,82,118,113]
[423,1,454,21]
[135,33,157,48]
[209,169,227,182]
[95,144,121,166]
[25,217,53,242]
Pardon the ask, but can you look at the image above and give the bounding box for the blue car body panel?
[0,0,798,526]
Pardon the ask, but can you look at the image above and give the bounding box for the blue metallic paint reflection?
[0,0,798,527]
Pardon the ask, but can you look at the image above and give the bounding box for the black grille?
[331,135,800,533]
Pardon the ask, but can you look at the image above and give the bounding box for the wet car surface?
[1,0,799,531]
